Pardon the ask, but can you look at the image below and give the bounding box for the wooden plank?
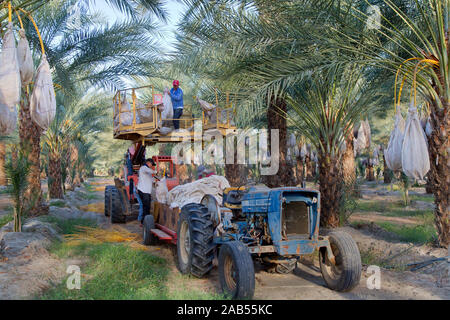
[151,228,172,240]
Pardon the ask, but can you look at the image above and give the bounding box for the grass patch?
[355,199,433,218]
[376,215,436,244]
[0,213,13,228]
[410,194,434,203]
[50,200,66,208]
[75,190,99,201]
[40,216,98,235]
[43,242,224,300]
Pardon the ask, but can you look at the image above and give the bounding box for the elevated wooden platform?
[113,85,237,145]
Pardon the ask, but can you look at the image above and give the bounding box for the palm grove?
[0,0,448,248]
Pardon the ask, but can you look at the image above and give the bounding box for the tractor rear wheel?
[104,185,114,217]
[110,187,127,224]
[218,241,255,300]
[176,203,215,278]
[319,231,361,292]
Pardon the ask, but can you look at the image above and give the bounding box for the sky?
[91,0,186,51]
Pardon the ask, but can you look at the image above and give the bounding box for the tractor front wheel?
[218,241,255,300]
[319,231,361,292]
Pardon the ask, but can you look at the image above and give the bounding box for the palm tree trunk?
[48,153,63,199]
[366,164,375,181]
[225,146,245,186]
[0,142,6,186]
[295,156,304,186]
[342,133,356,187]
[19,91,44,214]
[429,98,449,248]
[383,153,392,184]
[263,96,296,188]
[318,154,342,228]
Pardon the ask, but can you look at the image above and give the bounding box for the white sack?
[0,22,21,110]
[159,127,173,135]
[17,29,34,86]
[30,55,56,130]
[136,102,153,123]
[385,106,405,171]
[0,103,17,135]
[155,177,169,204]
[401,106,430,180]
[119,94,133,126]
[162,88,173,120]
[197,97,216,112]
[167,175,230,209]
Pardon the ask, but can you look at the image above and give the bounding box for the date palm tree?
[9,0,163,206]
[313,0,449,246]
[287,68,381,227]
[42,89,110,198]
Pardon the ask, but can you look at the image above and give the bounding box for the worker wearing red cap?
[169,80,184,130]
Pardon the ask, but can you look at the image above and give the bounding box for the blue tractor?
[174,185,362,299]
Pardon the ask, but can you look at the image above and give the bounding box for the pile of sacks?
[197,97,234,126]
[157,175,231,209]
[0,22,56,134]
[385,104,430,180]
[114,93,162,129]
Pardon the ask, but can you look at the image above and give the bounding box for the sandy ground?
[0,177,448,300]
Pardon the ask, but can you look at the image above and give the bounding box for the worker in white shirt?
[137,158,156,225]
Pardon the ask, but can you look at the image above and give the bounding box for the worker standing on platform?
[137,158,156,225]
[169,80,184,130]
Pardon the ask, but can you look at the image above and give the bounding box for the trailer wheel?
[104,186,114,217]
[110,187,126,224]
[177,203,215,278]
[218,241,255,300]
[143,215,157,245]
[319,231,361,292]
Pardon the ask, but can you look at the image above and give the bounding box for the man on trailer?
[169,80,184,130]
[137,158,156,225]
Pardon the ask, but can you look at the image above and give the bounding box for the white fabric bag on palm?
[363,119,371,148]
[288,133,296,148]
[17,29,34,86]
[401,106,430,180]
[0,22,21,112]
[0,103,17,135]
[385,106,405,171]
[354,122,367,154]
[30,55,56,130]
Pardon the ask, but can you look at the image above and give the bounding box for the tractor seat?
[225,189,244,205]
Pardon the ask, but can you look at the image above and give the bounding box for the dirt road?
[0,178,448,300]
